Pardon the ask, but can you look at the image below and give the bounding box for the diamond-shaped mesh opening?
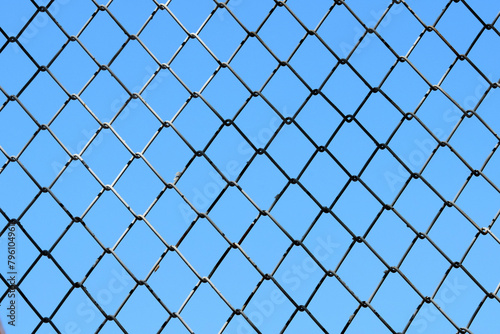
[407,30,457,85]
[20,192,70,250]
[49,100,101,154]
[448,116,498,167]
[48,40,99,94]
[416,90,461,136]
[382,60,431,113]
[375,3,423,56]
[0,162,39,217]
[79,69,130,122]
[441,61,491,107]
[294,94,344,145]
[399,238,451,296]
[258,6,305,60]
[273,245,325,303]
[176,219,228,277]
[364,210,415,265]
[303,214,350,266]
[113,158,164,214]
[110,100,160,152]
[18,71,68,124]
[267,122,316,177]
[261,65,311,115]
[225,0,273,32]
[345,307,391,333]
[230,37,279,90]
[50,1,96,36]
[19,11,67,66]
[51,222,102,281]
[348,33,397,86]
[78,9,128,65]
[169,38,219,92]
[370,273,422,331]
[289,35,337,89]
[140,68,191,121]
[83,190,135,247]
[436,1,484,54]
[468,28,500,79]
[239,279,296,333]
[241,215,291,273]
[210,248,262,307]
[299,151,349,205]
[21,256,72,316]
[0,3,36,35]
[0,101,38,155]
[50,159,102,215]
[116,284,169,333]
[171,98,222,150]
[201,67,250,119]
[0,44,38,94]
[198,8,247,63]
[355,93,402,143]
[1,1,499,333]
[79,130,132,185]
[108,40,159,91]
[336,242,388,301]
[271,185,319,238]
[421,147,472,200]
[180,282,233,333]
[83,255,134,314]
[108,0,156,35]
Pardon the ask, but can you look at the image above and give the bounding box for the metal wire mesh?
[0,0,500,333]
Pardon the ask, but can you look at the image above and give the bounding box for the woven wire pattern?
[0,0,500,333]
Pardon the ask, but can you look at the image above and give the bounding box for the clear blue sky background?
[0,0,500,333]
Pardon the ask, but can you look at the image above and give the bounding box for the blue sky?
[0,0,500,333]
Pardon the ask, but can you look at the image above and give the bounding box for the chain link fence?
[1,0,500,333]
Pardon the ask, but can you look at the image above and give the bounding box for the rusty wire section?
[0,0,500,333]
